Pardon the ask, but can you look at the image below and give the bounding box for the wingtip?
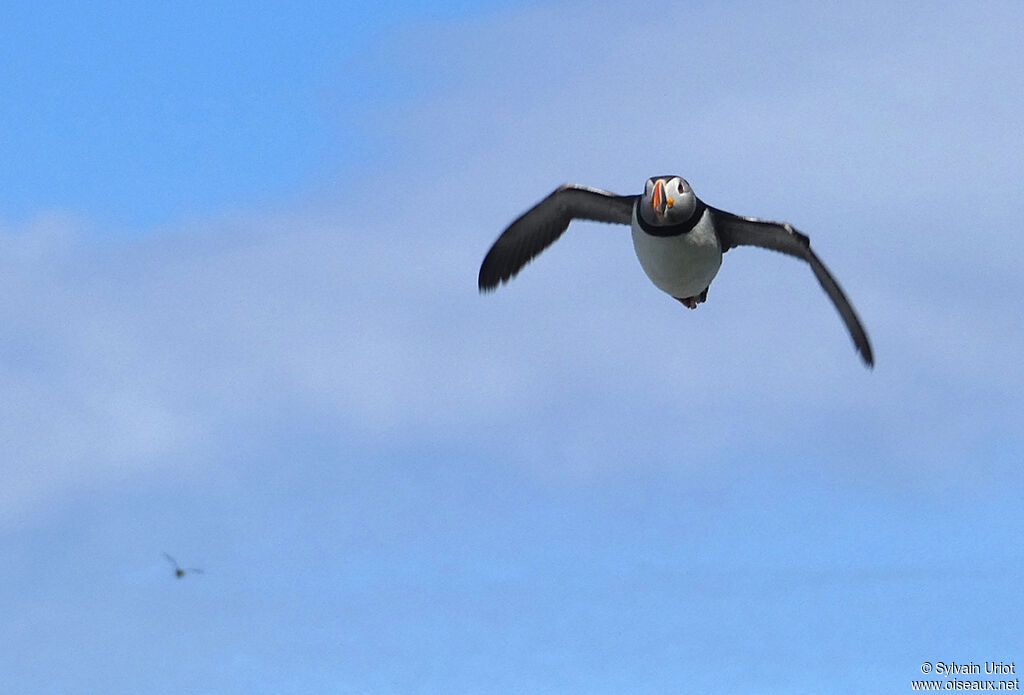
[478,263,510,293]
[862,350,875,369]
[478,272,499,293]
[858,341,875,369]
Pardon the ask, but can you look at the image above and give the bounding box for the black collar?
[634,197,708,237]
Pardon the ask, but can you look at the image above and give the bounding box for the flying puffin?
[478,176,873,367]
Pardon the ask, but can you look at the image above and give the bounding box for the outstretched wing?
[162,552,179,568]
[710,207,874,367]
[478,184,637,291]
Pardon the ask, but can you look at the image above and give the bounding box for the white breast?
[630,208,723,299]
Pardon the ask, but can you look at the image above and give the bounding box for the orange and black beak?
[651,179,668,217]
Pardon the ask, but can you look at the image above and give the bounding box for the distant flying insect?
[163,552,204,579]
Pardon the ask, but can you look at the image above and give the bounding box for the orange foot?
[676,287,709,309]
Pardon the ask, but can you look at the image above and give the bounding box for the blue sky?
[2,1,1022,693]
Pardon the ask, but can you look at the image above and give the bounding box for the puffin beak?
[651,179,667,217]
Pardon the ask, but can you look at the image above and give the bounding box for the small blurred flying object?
[163,552,204,579]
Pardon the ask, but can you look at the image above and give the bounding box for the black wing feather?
[478,185,637,291]
[710,206,874,367]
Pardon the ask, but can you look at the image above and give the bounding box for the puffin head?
[639,176,700,226]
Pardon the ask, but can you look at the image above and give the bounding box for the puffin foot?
[676,287,709,310]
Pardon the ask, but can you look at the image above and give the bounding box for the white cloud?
[3,0,1023,523]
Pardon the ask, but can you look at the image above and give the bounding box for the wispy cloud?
[3,0,1023,527]
[3,5,1024,694]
